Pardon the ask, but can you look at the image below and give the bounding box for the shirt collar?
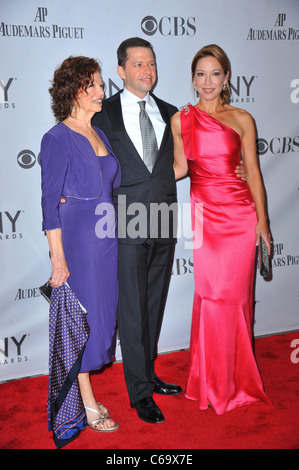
[122,87,153,108]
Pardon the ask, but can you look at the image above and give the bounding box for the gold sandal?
[85,406,119,433]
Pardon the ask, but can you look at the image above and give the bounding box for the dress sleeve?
[40,132,68,231]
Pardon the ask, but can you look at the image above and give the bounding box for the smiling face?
[193,55,229,102]
[76,71,105,114]
[117,46,157,99]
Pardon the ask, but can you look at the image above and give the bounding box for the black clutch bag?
[39,281,52,302]
[258,236,270,277]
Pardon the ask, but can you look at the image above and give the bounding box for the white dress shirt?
[120,88,166,161]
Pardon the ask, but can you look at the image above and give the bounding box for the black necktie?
[138,100,158,172]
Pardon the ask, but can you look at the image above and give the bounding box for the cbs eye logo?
[141,16,196,36]
[141,16,158,36]
[17,150,40,169]
[256,139,268,156]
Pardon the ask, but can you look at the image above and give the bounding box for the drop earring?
[71,102,76,115]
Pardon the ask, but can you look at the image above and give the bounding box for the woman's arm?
[46,228,70,287]
[171,112,189,181]
[40,131,70,286]
[240,110,271,253]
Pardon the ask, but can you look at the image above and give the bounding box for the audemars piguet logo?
[0,7,84,39]
[271,243,299,269]
[247,13,299,40]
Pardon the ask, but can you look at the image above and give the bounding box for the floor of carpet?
[0,331,298,450]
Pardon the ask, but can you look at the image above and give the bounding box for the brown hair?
[191,44,231,104]
[49,56,101,121]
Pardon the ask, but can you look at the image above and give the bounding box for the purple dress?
[41,122,121,373]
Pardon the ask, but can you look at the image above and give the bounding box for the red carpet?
[0,331,298,450]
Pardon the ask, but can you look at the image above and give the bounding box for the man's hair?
[117,37,155,67]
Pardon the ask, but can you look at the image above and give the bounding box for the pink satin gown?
[181,105,270,415]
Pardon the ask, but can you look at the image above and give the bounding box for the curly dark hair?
[49,56,101,121]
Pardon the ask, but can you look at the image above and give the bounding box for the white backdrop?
[1,0,298,382]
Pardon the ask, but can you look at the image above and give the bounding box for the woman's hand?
[50,254,70,288]
[255,220,272,255]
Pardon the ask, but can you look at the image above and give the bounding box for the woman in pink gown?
[171,44,271,415]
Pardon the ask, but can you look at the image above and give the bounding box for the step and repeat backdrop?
[1,0,298,382]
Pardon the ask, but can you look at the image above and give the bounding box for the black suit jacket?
[92,90,178,244]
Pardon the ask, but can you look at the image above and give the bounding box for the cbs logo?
[141,16,196,37]
[17,150,40,169]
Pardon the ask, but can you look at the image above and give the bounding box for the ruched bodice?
[182,106,253,205]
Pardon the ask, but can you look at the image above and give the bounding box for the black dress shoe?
[130,397,165,424]
[152,377,183,395]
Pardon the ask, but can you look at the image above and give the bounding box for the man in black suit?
[92,37,182,424]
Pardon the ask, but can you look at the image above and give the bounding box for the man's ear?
[117,65,125,80]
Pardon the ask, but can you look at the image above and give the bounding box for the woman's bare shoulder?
[226,104,253,121]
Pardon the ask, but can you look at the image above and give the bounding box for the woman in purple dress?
[41,57,120,444]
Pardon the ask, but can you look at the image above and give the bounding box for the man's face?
[117,46,157,99]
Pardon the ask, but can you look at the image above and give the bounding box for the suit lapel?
[106,92,145,166]
[150,93,171,158]
[106,91,171,172]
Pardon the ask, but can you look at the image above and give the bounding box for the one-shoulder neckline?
[192,105,241,140]
[60,122,109,157]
